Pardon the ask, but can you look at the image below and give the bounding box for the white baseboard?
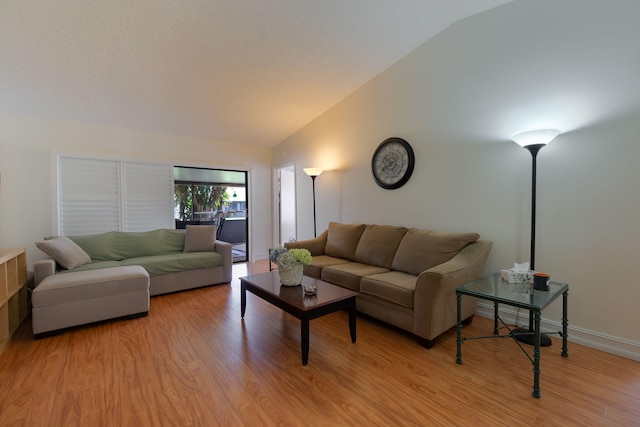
[475,302,640,361]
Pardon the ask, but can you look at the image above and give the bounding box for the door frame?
[274,164,297,247]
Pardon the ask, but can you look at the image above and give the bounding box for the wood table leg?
[348,300,356,343]
[301,317,310,365]
[241,281,246,318]
[456,292,462,365]
[532,310,542,398]
[562,290,569,357]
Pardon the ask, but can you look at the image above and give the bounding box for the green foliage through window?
[174,184,230,221]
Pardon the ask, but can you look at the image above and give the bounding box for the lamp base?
[512,328,553,347]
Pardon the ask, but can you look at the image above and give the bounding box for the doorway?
[278,166,296,245]
[174,166,248,262]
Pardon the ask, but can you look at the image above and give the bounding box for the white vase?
[279,263,304,286]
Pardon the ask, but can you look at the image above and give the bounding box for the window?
[124,161,175,231]
[56,156,174,235]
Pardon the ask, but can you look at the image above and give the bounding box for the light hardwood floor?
[1,261,639,426]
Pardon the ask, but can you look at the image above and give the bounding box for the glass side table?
[455,272,568,398]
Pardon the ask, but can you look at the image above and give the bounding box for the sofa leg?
[416,337,435,349]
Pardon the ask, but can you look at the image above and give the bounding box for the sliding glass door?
[174,166,248,262]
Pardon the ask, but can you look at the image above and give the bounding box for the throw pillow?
[35,236,92,270]
[183,225,217,253]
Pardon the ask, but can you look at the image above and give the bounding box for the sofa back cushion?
[391,229,480,275]
[69,229,186,261]
[324,222,366,261]
[67,232,121,261]
[115,229,185,258]
[354,224,408,268]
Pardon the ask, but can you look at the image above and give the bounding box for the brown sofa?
[286,222,492,348]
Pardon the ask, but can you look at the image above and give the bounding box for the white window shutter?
[59,157,120,235]
[123,162,174,231]
[58,156,175,235]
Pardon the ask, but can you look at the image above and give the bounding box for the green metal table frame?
[455,272,568,398]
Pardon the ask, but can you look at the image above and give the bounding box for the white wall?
[0,111,273,265]
[272,0,640,358]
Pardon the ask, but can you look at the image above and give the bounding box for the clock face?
[371,137,415,189]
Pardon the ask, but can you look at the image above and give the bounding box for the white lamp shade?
[303,168,323,177]
[511,129,560,147]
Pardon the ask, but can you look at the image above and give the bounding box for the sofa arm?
[284,229,328,256]
[214,240,233,282]
[413,240,493,340]
[34,259,57,287]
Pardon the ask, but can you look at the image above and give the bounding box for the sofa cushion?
[321,262,390,292]
[58,248,224,277]
[119,252,223,276]
[69,229,186,260]
[354,224,408,268]
[67,232,122,261]
[31,265,150,336]
[302,255,351,279]
[324,222,366,261]
[61,260,124,273]
[391,229,480,276]
[113,229,185,258]
[35,237,92,270]
[32,265,149,307]
[360,271,417,309]
[184,225,217,252]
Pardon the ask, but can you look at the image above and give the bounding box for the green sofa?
[31,227,232,336]
[34,227,233,296]
[286,222,492,348]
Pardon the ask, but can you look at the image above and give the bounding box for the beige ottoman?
[32,265,150,337]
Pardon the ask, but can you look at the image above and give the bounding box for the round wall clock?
[371,137,415,189]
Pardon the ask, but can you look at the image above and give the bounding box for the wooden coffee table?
[240,271,357,365]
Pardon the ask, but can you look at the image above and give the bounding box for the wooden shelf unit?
[0,247,28,353]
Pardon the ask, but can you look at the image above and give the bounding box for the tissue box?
[501,269,534,284]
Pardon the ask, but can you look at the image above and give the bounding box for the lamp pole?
[524,143,544,271]
[521,143,546,341]
[303,168,323,238]
[310,174,318,237]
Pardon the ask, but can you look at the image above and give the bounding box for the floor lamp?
[511,129,560,347]
[303,168,323,237]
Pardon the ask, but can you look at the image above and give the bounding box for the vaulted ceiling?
[1,0,511,147]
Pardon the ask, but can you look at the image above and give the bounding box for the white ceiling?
[1,0,511,147]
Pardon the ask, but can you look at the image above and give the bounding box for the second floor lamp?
[303,168,323,237]
[511,129,560,347]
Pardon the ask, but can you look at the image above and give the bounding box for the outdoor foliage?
[174,184,229,221]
